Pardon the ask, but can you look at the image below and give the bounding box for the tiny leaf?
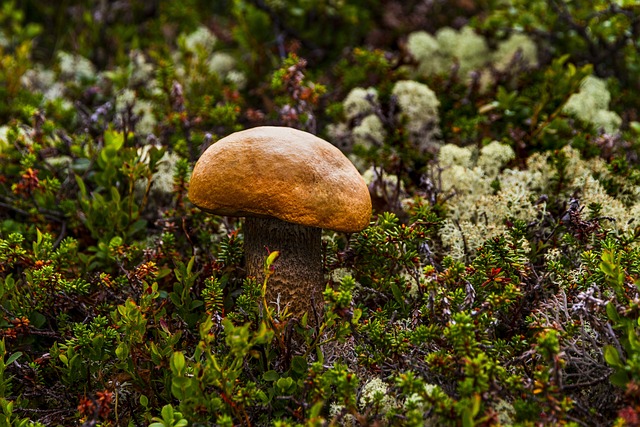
[603,345,622,367]
[263,370,279,382]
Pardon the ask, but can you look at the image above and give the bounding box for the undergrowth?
[1,0,640,426]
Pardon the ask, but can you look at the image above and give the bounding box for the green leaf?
[91,334,105,350]
[628,329,640,351]
[115,343,128,360]
[603,345,622,367]
[471,393,481,417]
[74,174,87,197]
[300,312,308,328]
[169,292,182,307]
[276,376,294,391]
[352,308,362,324]
[605,302,620,322]
[104,130,125,150]
[171,352,186,375]
[291,356,308,375]
[263,370,279,381]
[5,352,22,366]
[309,401,324,419]
[110,186,121,203]
[316,345,324,365]
[128,219,148,236]
[160,404,174,424]
[599,259,614,277]
[609,369,630,388]
[139,395,149,407]
[109,236,123,247]
[257,390,269,404]
[186,256,195,274]
[391,282,404,303]
[462,411,474,427]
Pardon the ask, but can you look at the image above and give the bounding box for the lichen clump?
[564,75,622,133]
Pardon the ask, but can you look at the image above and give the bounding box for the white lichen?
[0,126,31,153]
[440,165,488,195]
[150,151,181,196]
[352,114,386,149]
[406,27,490,80]
[226,69,247,89]
[343,87,378,121]
[362,167,404,200]
[492,33,539,72]
[438,144,473,168]
[208,52,237,78]
[440,218,505,260]
[545,247,563,263]
[359,377,396,415]
[21,65,71,108]
[392,80,441,151]
[329,268,356,284]
[406,31,447,76]
[437,141,640,260]
[477,141,515,177]
[181,26,217,54]
[128,50,156,87]
[574,174,630,225]
[494,399,516,426]
[57,51,96,81]
[115,89,157,135]
[392,80,439,130]
[328,403,355,427]
[564,75,621,134]
[21,66,56,92]
[436,26,489,78]
[135,146,181,201]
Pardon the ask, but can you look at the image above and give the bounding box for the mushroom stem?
[244,216,323,322]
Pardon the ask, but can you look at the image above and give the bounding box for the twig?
[0,198,65,223]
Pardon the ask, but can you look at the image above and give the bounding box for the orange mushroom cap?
[188,126,372,233]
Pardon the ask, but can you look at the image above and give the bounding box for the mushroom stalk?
[244,216,323,321]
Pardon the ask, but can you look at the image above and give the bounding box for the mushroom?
[188,126,372,321]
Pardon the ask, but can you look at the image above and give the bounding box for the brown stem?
[244,216,323,323]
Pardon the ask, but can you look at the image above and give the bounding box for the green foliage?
[333,47,402,95]
[477,0,640,94]
[268,52,327,131]
[1,1,640,425]
[149,404,188,427]
[601,248,640,388]
[231,0,375,76]
[0,1,42,121]
[170,318,273,423]
[492,56,593,151]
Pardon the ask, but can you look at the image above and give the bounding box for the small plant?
[269,53,326,132]
[149,404,188,427]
